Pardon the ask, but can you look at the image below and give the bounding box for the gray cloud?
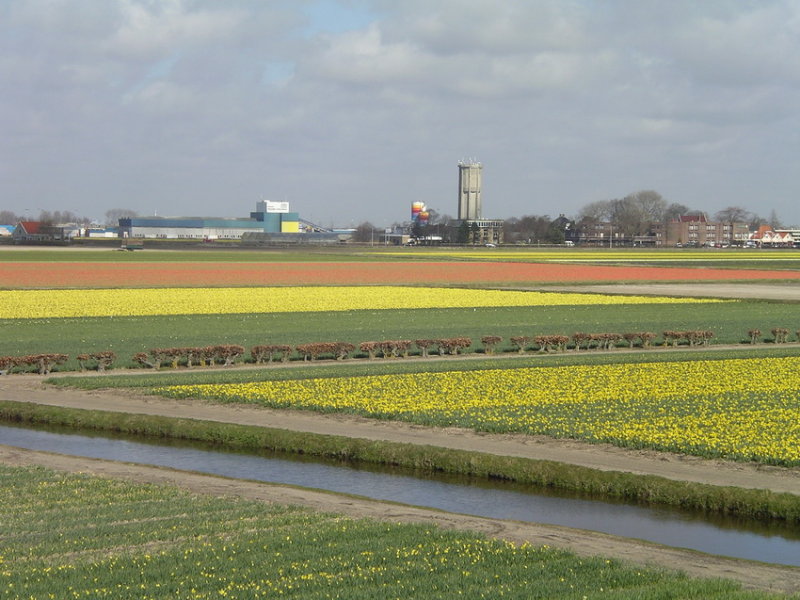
[1,0,798,226]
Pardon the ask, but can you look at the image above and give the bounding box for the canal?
[2,423,798,566]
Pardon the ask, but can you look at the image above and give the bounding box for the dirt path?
[1,376,800,593]
[544,282,800,300]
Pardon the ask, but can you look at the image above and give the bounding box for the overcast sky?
[2,0,798,227]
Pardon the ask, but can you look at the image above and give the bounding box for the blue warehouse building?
[119,201,300,240]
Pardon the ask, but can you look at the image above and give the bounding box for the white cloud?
[1,0,799,225]
[311,24,425,84]
[122,79,195,113]
[671,3,800,87]
[105,1,247,59]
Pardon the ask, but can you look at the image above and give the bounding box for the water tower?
[458,161,482,220]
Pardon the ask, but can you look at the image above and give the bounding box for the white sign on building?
[265,201,289,213]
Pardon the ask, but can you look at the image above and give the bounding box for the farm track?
[541,282,800,301]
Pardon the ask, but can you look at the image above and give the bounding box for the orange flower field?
[3,260,800,288]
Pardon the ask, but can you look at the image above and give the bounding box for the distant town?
[2,162,798,248]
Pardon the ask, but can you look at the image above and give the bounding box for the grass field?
[0,464,785,599]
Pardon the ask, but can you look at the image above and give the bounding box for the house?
[666,214,749,247]
[751,226,795,247]
[12,221,79,243]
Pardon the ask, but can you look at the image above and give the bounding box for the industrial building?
[118,201,300,240]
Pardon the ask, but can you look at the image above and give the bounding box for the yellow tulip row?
[0,286,726,319]
[158,356,800,464]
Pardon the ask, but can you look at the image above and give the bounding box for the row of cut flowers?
[0,331,722,374]
[0,286,728,319]
[3,326,799,374]
[156,356,800,465]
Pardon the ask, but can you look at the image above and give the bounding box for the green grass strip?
[2,400,799,527]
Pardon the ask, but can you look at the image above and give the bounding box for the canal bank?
[2,445,799,595]
[2,375,799,495]
[1,376,800,594]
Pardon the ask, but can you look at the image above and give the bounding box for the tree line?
[0,209,138,227]
[350,191,786,244]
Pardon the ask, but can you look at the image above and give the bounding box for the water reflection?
[1,423,798,566]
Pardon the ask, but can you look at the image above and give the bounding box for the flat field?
[2,299,798,369]
[3,247,800,462]
[3,245,800,595]
[1,246,799,367]
[3,246,800,462]
[1,463,781,599]
[155,355,800,466]
[3,246,800,289]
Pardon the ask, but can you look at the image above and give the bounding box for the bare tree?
[715,206,752,244]
[610,190,667,238]
[663,202,690,222]
[578,199,612,224]
[768,209,783,229]
[36,210,90,225]
[503,215,560,244]
[352,221,377,243]
[630,190,667,223]
[714,206,751,223]
[0,210,20,224]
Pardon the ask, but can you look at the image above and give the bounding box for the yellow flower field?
[0,286,727,319]
[158,356,800,464]
[372,248,800,263]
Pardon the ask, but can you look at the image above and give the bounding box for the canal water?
[2,423,799,566]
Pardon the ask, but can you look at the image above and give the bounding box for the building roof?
[15,221,43,234]
[752,225,773,239]
[676,214,708,223]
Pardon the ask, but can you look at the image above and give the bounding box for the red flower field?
[2,261,800,289]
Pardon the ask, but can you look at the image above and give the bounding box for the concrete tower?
[458,161,482,220]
